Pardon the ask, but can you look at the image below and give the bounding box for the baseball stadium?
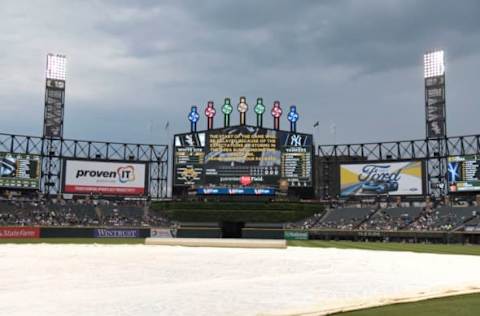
[2,2,480,316]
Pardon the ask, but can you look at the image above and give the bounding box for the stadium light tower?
[42,53,67,198]
[46,54,67,81]
[43,53,67,138]
[424,50,444,79]
[423,50,446,139]
[423,49,447,198]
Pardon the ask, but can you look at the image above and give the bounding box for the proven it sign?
[63,160,147,196]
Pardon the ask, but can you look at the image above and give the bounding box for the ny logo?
[290,135,302,146]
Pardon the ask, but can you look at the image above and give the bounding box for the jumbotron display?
[0,153,41,189]
[173,126,313,195]
[448,155,480,192]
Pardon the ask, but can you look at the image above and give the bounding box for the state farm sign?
[0,227,40,238]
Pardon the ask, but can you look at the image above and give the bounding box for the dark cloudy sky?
[1,0,479,146]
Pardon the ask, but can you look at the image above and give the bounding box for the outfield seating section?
[311,206,480,232]
[1,199,480,232]
[0,200,169,227]
[318,207,374,229]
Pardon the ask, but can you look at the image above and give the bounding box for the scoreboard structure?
[0,152,41,190]
[448,155,480,192]
[173,125,314,197]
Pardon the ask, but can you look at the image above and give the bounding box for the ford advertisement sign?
[340,161,424,196]
[63,160,147,196]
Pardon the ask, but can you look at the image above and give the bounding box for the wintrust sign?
[63,160,146,196]
[94,229,139,238]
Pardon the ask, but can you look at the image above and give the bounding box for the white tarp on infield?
[1,244,480,316]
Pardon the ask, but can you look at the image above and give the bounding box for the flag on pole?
[330,122,336,134]
[313,121,319,128]
[165,121,170,130]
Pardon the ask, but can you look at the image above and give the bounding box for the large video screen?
[174,126,313,194]
[0,153,41,190]
[63,160,147,196]
[340,161,424,197]
[448,155,480,192]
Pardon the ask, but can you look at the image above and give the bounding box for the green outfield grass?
[332,293,480,316]
[288,240,480,256]
[0,238,145,244]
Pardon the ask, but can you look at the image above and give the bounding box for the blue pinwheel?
[287,105,299,123]
[188,106,200,131]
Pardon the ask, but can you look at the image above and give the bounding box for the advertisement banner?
[150,228,174,238]
[63,160,147,196]
[284,230,309,240]
[0,227,40,238]
[94,229,140,238]
[196,187,275,195]
[340,161,424,196]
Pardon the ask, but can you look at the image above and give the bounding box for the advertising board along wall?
[340,161,424,197]
[63,160,147,196]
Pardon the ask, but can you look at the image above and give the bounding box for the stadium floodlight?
[46,53,67,80]
[424,50,444,78]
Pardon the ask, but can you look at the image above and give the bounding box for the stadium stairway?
[354,207,380,229]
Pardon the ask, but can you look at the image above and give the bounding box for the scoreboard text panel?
[174,126,313,189]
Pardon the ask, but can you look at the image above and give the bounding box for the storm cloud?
[0,0,479,145]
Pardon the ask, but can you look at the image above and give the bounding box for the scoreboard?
[173,126,313,195]
[0,153,41,190]
[448,155,480,192]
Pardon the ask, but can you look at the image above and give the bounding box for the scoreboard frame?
[0,152,41,190]
[172,125,314,197]
[447,155,480,193]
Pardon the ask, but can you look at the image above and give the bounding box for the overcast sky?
[1,0,479,146]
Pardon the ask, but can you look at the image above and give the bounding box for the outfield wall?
[1,226,480,244]
[0,227,150,239]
